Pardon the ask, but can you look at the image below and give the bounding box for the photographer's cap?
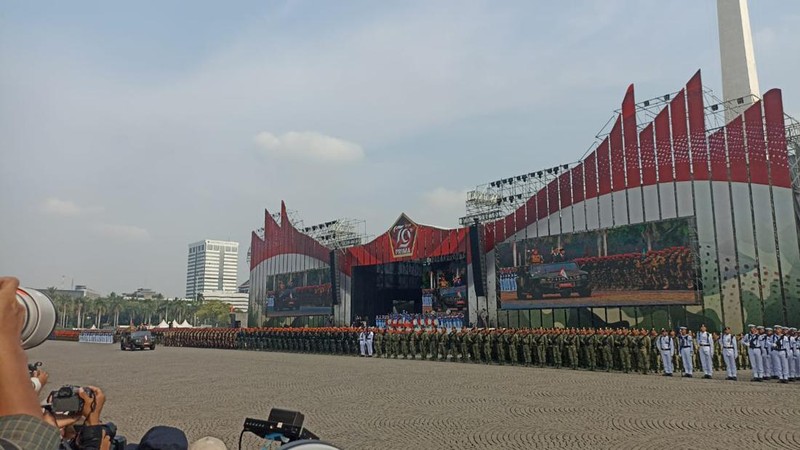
[189,437,227,450]
[127,426,188,450]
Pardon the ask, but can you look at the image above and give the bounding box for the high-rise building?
[186,240,239,299]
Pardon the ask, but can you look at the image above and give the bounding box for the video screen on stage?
[496,218,701,309]
[265,268,333,317]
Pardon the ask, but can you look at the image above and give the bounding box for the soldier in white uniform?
[358,328,367,357]
[366,328,375,357]
[773,325,790,384]
[759,326,772,379]
[657,329,675,376]
[678,326,694,377]
[741,324,763,382]
[766,327,781,380]
[719,326,738,381]
[790,328,799,381]
[696,324,714,379]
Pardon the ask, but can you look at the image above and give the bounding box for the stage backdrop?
[484,70,800,333]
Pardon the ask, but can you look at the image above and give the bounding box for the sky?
[1,1,798,298]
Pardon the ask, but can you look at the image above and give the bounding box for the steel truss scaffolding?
[460,163,573,226]
[462,85,800,225]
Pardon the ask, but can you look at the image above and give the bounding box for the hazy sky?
[1,1,798,297]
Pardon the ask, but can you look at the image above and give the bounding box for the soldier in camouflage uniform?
[438,328,449,362]
[484,329,494,365]
[460,327,472,363]
[496,330,507,365]
[620,329,633,374]
[420,329,430,360]
[637,328,651,374]
[374,329,384,358]
[601,329,614,372]
[584,329,598,371]
[535,329,547,368]
[521,330,532,367]
[508,330,522,366]
[472,329,484,364]
[429,328,439,361]
[408,330,418,360]
[565,329,579,369]
[549,329,563,368]
[449,329,460,362]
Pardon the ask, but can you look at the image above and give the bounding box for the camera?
[65,423,126,450]
[28,361,42,376]
[16,287,57,350]
[50,385,94,415]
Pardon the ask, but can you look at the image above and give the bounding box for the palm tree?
[74,297,84,329]
[107,293,123,328]
[94,297,108,327]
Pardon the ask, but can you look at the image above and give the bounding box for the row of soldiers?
[156,326,757,375]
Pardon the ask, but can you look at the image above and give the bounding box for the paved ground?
[29,341,800,449]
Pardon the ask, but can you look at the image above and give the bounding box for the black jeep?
[515,262,591,299]
[120,330,156,351]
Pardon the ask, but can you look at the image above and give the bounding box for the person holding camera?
[44,386,115,450]
[0,276,62,449]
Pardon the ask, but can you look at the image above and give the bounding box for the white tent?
[90,325,97,330]
[156,320,169,328]
[179,320,193,328]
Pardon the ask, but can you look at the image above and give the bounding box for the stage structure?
[250,71,800,332]
[460,164,573,226]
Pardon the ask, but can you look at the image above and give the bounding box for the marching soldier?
[509,330,520,366]
[429,328,440,361]
[408,329,418,360]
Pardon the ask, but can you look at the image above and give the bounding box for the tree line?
[44,288,235,329]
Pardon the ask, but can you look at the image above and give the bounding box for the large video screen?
[265,268,332,317]
[496,218,700,309]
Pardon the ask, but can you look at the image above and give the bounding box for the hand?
[0,277,24,346]
[79,386,105,425]
[33,369,49,388]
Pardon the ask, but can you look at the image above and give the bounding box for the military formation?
[575,246,694,291]
[154,324,800,382]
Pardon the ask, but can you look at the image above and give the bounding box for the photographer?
[44,386,113,450]
[0,276,61,449]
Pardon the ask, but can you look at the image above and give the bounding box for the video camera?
[49,385,95,415]
[239,408,340,449]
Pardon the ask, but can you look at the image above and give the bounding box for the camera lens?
[16,287,57,350]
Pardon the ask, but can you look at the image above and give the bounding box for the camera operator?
[0,276,61,449]
[44,386,114,450]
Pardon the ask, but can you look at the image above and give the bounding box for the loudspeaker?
[329,250,339,305]
[469,224,486,296]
